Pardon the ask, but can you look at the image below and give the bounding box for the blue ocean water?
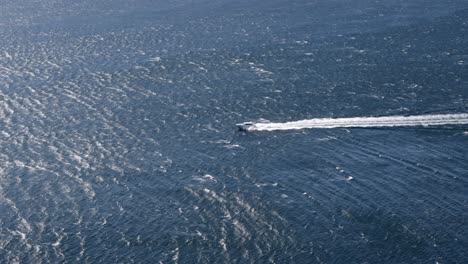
[0,0,467,263]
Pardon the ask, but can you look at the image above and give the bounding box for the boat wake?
[238,113,468,131]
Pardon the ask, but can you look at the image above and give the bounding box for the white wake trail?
[241,113,468,131]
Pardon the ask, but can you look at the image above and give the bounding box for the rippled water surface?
[1,0,468,263]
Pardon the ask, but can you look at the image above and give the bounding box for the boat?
[236,122,256,131]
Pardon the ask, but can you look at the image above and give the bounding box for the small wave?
[243,113,468,131]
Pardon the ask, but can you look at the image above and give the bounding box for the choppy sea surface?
[1,0,468,263]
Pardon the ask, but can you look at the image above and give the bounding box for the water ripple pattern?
[0,0,468,263]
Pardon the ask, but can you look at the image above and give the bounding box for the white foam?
[243,113,468,131]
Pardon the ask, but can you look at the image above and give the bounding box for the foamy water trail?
[242,114,468,131]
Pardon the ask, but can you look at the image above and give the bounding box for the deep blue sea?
[1,0,468,263]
